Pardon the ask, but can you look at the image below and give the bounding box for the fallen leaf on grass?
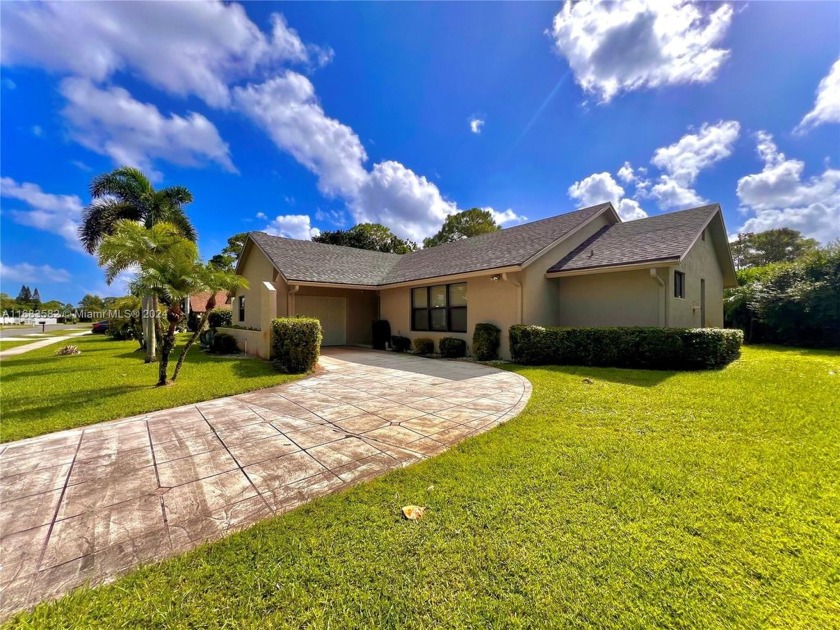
[402,505,426,520]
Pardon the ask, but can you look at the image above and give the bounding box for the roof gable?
[548,205,717,272]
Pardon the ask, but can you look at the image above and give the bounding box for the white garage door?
[295,296,347,346]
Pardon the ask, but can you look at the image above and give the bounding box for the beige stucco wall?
[555,268,663,327]
[294,286,378,345]
[521,212,613,326]
[232,244,281,330]
[379,273,521,359]
[668,229,724,328]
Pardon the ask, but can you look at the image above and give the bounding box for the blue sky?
[1,1,838,304]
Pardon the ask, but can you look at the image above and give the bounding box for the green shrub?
[391,335,411,352]
[208,307,232,330]
[472,323,501,360]
[439,337,467,358]
[372,320,391,350]
[272,317,322,373]
[413,337,434,355]
[211,332,239,355]
[509,325,743,370]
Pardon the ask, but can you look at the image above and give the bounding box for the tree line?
[725,229,839,348]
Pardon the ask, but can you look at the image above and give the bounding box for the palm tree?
[80,166,195,363]
[99,221,202,386]
[170,264,248,382]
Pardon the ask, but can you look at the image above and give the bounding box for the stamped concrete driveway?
[0,348,530,619]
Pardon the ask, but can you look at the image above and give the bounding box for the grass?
[0,340,33,351]
[7,346,839,628]
[0,334,299,442]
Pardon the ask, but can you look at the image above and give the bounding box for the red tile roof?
[189,291,229,313]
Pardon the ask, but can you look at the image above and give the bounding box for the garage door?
[295,296,347,346]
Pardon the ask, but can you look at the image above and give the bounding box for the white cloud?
[469,116,485,134]
[795,58,840,134]
[736,132,840,243]
[0,261,71,283]
[263,214,320,240]
[234,73,368,198]
[549,0,733,102]
[0,177,84,252]
[255,212,267,220]
[568,171,648,221]
[352,161,458,242]
[0,3,326,108]
[647,120,740,209]
[486,208,527,226]
[651,120,740,185]
[60,78,235,178]
[617,161,636,183]
[314,209,348,227]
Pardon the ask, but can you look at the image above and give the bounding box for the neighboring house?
[230,203,737,359]
[185,291,229,331]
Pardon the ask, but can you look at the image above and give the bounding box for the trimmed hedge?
[440,337,467,358]
[472,323,501,360]
[391,335,411,352]
[372,320,391,350]
[414,338,434,355]
[272,317,322,373]
[208,307,232,330]
[509,325,743,370]
[211,332,239,355]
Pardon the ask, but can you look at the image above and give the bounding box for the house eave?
[545,258,680,279]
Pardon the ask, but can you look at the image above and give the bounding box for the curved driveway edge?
[0,348,531,620]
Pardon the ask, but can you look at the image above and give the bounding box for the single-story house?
[228,202,737,359]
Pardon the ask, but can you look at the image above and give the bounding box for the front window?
[239,295,246,321]
[411,283,467,332]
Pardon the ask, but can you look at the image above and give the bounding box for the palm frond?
[78,199,141,254]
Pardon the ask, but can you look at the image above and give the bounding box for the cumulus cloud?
[263,214,320,240]
[60,78,235,178]
[616,161,636,183]
[736,132,840,243]
[0,2,327,107]
[646,120,740,209]
[469,116,485,134]
[351,161,458,242]
[549,0,733,102]
[234,73,368,198]
[568,171,648,220]
[795,58,840,134]
[486,208,527,226]
[0,177,85,252]
[0,261,72,283]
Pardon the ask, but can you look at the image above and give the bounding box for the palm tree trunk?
[171,312,209,382]
[142,294,156,363]
[157,304,183,386]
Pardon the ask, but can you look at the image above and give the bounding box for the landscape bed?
[8,345,839,627]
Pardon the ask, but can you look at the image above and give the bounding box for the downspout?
[501,273,523,324]
[649,268,666,328]
[287,284,300,316]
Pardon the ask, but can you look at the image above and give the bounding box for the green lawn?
[8,346,838,628]
[0,340,33,351]
[0,334,299,442]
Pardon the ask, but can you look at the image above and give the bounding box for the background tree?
[732,229,819,269]
[209,232,249,271]
[78,294,106,313]
[16,285,32,304]
[31,288,41,308]
[314,223,417,253]
[79,166,196,363]
[423,208,500,248]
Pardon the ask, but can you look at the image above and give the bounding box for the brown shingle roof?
[547,204,719,273]
[247,203,611,286]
